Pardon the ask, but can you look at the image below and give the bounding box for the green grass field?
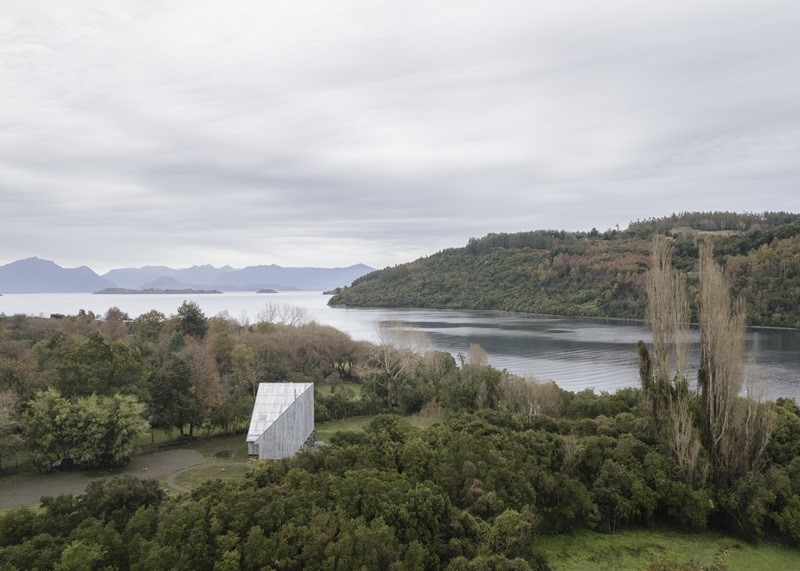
[537,528,800,570]
[316,381,363,398]
[315,408,445,443]
[315,416,375,443]
[174,464,250,491]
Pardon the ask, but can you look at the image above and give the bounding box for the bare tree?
[380,321,431,356]
[357,321,430,412]
[639,236,701,485]
[460,343,489,368]
[498,376,568,420]
[646,237,690,393]
[256,303,311,327]
[698,242,772,484]
[101,306,130,341]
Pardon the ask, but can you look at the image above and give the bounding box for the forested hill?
[329,212,800,328]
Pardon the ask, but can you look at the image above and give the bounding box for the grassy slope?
[538,528,800,570]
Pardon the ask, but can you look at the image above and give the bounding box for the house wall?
[254,386,314,459]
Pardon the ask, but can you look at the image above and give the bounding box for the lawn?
[537,528,800,570]
[315,416,375,443]
[315,407,445,443]
[174,464,251,491]
[316,381,363,398]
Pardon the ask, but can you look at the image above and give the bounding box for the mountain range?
[0,257,374,293]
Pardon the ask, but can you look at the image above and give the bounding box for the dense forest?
[329,211,800,328]
[1,236,800,568]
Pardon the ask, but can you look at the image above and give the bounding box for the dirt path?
[120,449,204,479]
[0,449,204,511]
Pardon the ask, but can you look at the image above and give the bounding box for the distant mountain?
[140,276,186,290]
[0,257,114,293]
[212,263,375,291]
[1,258,375,293]
[102,265,234,289]
[102,263,373,291]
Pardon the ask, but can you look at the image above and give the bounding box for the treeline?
[627,211,800,236]
[330,211,800,328]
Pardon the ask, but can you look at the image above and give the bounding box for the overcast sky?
[2,1,799,273]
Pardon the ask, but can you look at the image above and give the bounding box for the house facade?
[246,382,315,459]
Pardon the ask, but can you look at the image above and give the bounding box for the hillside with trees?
[329,211,800,328]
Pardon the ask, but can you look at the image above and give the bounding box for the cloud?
[1,0,799,272]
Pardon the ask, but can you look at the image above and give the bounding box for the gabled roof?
[246,382,314,442]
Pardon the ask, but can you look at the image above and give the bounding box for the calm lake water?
[2,292,799,400]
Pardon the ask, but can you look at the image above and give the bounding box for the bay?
[2,292,798,400]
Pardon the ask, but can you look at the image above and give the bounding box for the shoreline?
[328,302,800,332]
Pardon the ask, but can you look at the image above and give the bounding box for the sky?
[2,1,799,273]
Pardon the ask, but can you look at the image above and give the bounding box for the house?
[246,382,315,459]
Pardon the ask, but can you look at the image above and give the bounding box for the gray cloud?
[1,0,799,273]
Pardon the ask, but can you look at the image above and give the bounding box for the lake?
[2,291,798,400]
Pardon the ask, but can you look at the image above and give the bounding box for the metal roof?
[246,382,314,442]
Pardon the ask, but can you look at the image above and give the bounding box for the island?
[93,288,223,294]
[256,288,277,293]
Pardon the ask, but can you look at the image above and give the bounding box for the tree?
[81,476,165,531]
[55,331,148,399]
[229,344,257,396]
[149,354,199,438]
[0,337,39,399]
[421,350,459,398]
[101,307,130,341]
[25,389,70,471]
[181,339,224,437]
[638,236,701,485]
[95,394,150,467]
[133,310,166,346]
[486,508,533,559]
[177,301,209,339]
[460,344,500,410]
[25,390,149,469]
[697,242,773,485]
[256,303,310,327]
[0,388,23,471]
[54,540,104,571]
[358,322,429,412]
[498,377,568,420]
[593,459,657,532]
